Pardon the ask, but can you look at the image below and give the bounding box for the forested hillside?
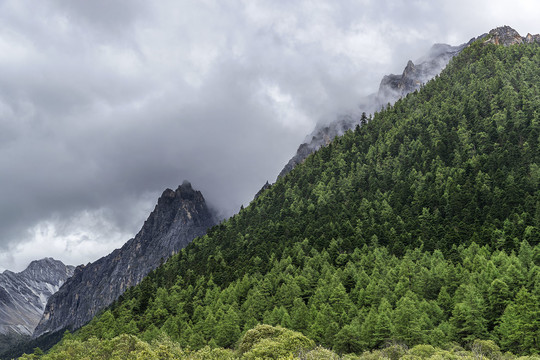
[24,39,540,358]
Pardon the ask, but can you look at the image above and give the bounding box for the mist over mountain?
[276,39,475,181]
[274,25,540,186]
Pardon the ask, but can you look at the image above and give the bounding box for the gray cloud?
[0,0,538,271]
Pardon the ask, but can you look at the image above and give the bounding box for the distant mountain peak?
[272,37,467,182]
[25,257,63,270]
[404,60,415,72]
[0,258,74,336]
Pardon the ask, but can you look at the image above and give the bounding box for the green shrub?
[470,339,503,360]
[409,344,437,358]
[299,346,340,359]
[237,324,314,359]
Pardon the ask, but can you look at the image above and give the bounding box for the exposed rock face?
[483,25,540,46]
[376,43,466,105]
[525,33,540,44]
[33,181,216,337]
[0,258,74,336]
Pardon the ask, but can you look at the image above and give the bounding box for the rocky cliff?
[484,25,540,46]
[375,42,466,106]
[33,181,216,337]
[0,258,74,336]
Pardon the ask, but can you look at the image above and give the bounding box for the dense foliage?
[23,41,540,358]
[20,325,540,360]
[75,241,539,355]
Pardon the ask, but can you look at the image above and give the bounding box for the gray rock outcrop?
[484,25,540,46]
[33,181,216,337]
[376,43,466,106]
[0,258,74,336]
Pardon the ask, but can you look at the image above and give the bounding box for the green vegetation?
[69,241,540,355]
[19,325,540,359]
[21,41,540,358]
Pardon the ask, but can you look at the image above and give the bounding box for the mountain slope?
[276,39,471,180]
[58,28,540,356]
[0,258,74,336]
[33,181,216,338]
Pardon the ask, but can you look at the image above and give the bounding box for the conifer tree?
[451,284,488,342]
[497,287,540,354]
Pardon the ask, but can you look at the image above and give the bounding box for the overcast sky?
[0,0,538,272]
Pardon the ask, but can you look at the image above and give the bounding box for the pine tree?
[392,293,428,346]
[487,278,510,329]
[374,298,393,347]
[451,284,488,343]
[334,321,362,354]
[360,112,368,126]
[497,287,540,354]
[215,307,241,348]
[290,298,309,332]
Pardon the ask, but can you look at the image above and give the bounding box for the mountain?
[32,181,217,338]
[41,26,540,358]
[275,26,538,183]
[0,258,74,337]
[275,38,473,181]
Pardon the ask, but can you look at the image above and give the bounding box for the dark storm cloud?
[0,0,538,271]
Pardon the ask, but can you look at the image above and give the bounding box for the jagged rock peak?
[484,25,540,46]
[525,32,540,43]
[176,180,199,199]
[404,60,415,73]
[25,257,63,269]
[33,181,217,338]
[181,179,193,189]
[3,258,72,277]
[159,181,200,202]
[21,258,74,283]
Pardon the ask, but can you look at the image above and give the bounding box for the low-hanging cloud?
[0,0,539,271]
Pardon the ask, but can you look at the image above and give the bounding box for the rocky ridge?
[376,43,466,106]
[33,181,217,337]
[275,42,468,181]
[484,25,540,46]
[0,258,74,336]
